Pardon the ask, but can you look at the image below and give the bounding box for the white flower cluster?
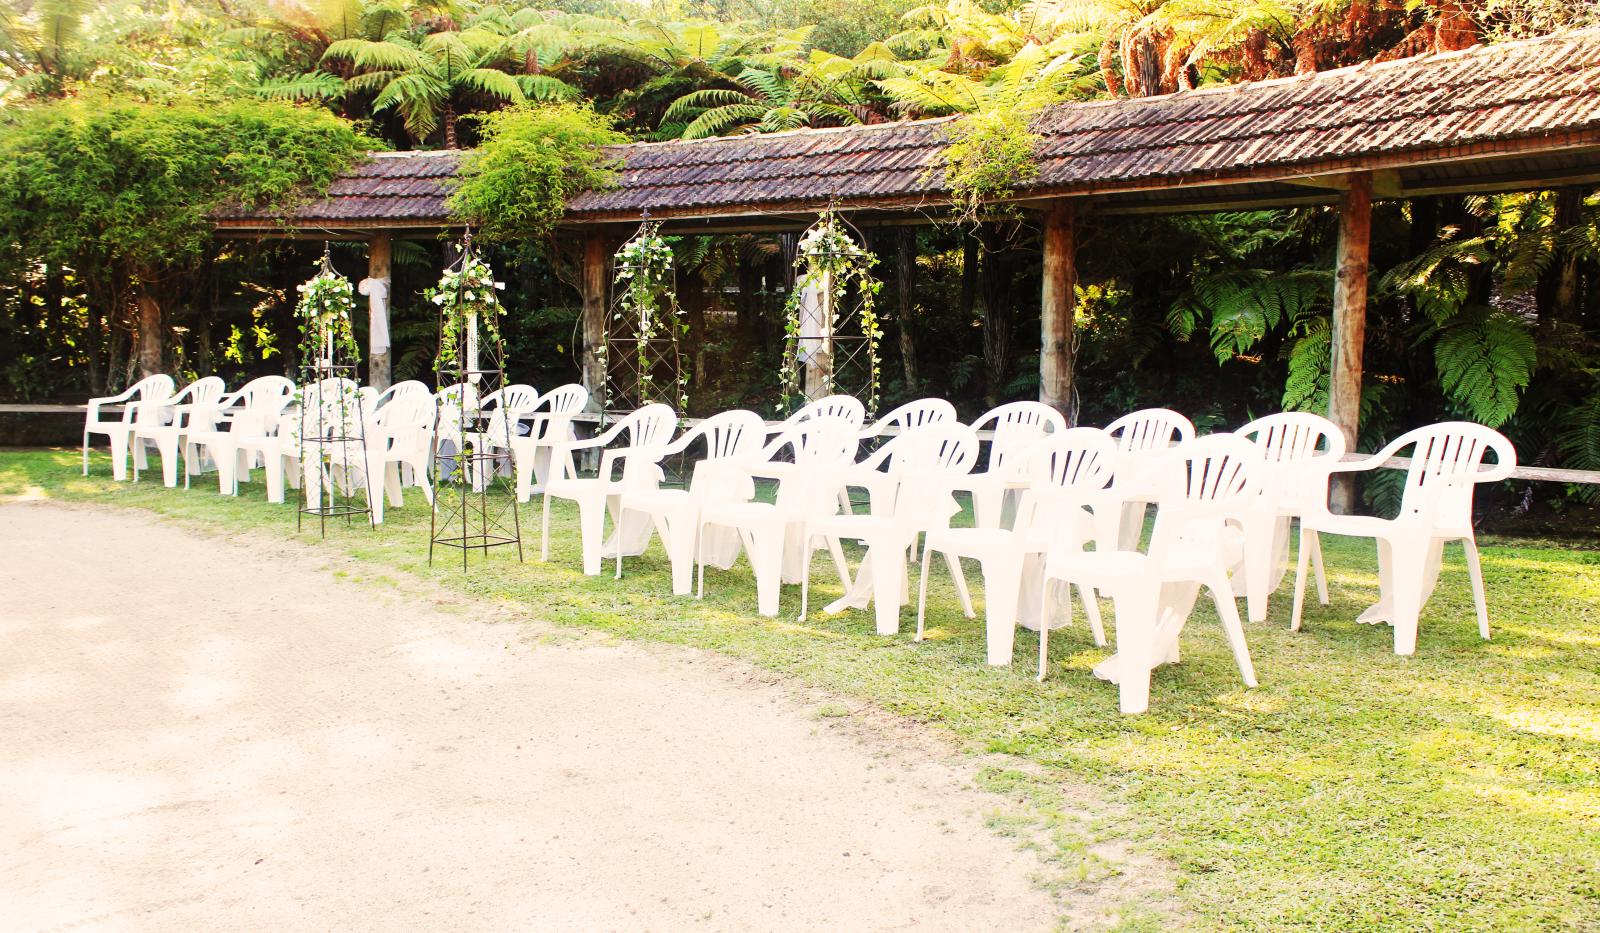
[296,269,356,328]
[429,255,505,308]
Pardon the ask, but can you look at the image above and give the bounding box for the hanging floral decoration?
[609,220,688,411]
[781,209,883,413]
[295,251,360,366]
[427,248,506,374]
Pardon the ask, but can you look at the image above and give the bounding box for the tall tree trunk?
[895,227,919,393]
[1537,186,1585,335]
[443,101,458,149]
[135,289,163,379]
[978,224,1015,406]
[681,273,708,392]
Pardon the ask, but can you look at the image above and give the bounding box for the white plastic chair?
[697,415,860,618]
[184,377,295,495]
[1290,422,1517,655]
[948,401,1066,529]
[764,394,866,444]
[1095,407,1196,550]
[541,403,678,575]
[1040,434,1260,714]
[919,428,1117,668]
[130,376,226,487]
[369,380,430,412]
[509,384,590,501]
[802,423,980,634]
[1233,412,1346,622]
[359,395,438,521]
[83,373,174,480]
[615,410,769,594]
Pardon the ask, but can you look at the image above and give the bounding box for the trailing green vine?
[611,221,688,411]
[781,210,883,414]
[938,108,1039,226]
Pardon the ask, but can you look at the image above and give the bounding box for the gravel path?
[0,503,1061,931]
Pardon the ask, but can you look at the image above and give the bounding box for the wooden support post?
[1330,172,1372,514]
[1039,201,1077,423]
[367,235,392,391]
[581,233,609,408]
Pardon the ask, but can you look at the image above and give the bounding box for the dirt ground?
[0,502,1067,931]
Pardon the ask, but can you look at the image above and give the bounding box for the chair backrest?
[372,380,429,410]
[141,376,224,426]
[1236,412,1347,512]
[690,409,768,461]
[1012,427,1118,544]
[376,395,436,448]
[436,381,478,409]
[1380,422,1517,528]
[535,383,589,416]
[300,378,363,437]
[769,414,860,468]
[1147,434,1261,563]
[884,423,980,520]
[1106,407,1195,454]
[781,394,866,431]
[237,376,294,406]
[863,398,957,438]
[971,401,1067,472]
[128,373,175,400]
[493,384,540,415]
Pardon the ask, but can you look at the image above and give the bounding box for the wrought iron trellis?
[297,245,374,537]
[784,210,879,417]
[604,214,685,417]
[428,233,524,569]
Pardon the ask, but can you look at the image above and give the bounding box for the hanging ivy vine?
[781,210,883,413]
[426,248,506,375]
[610,221,688,412]
[295,252,359,366]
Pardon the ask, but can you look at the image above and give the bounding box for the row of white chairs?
[83,377,1515,714]
[528,395,1514,713]
[81,374,596,524]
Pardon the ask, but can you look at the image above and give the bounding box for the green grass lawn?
[4,448,1597,931]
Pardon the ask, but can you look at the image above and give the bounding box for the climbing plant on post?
[781,209,883,415]
[294,247,373,536]
[426,235,523,569]
[605,218,687,414]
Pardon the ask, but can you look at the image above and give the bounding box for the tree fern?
[1375,232,1491,325]
[1433,307,1537,428]
[1282,317,1330,413]
[1555,392,1600,503]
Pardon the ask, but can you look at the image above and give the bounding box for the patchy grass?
[4,448,1597,931]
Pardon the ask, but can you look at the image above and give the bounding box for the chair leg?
[1290,525,1313,632]
[1209,571,1258,688]
[978,557,1023,667]
[1461,537,1491,640]
[82,430,90,476]
[798,526,812,622]
[1080,584,1106,647]
[158,435,179,488]
[1309,527,1329,605]
[944,551,976,619]
[541,492,558,562]
[826,537,853,595]
[576,494,606,576]
[1106,584,1160,715]
[1242,515,1273,623]
[1037,578,1052,681]
[746,525,786,618]
[1385,538,1429,656]
[915,540,935,643]
[868,547,904,636]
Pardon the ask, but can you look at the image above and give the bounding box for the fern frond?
[1433,307,1537,427]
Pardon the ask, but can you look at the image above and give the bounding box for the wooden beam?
[1280,169,1402,198]
[581,233,609,406]
[1039,200,1077,422]
[367,235,392,391]
[1329,171,1372,514]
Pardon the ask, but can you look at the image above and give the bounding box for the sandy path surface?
[0,503,1062,932]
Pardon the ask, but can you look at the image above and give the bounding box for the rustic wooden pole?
[581,233,609,407]
[1039,200,1077,423]
[367,234,392,391]
[896,227,919,393]
[1330,172,1373,514]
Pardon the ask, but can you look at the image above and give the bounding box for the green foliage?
[445,102,624,243]
[1377,231,1493,324]
[0,96,368,277]
[1554,392,1600,503]
[1282,317,1331,413]
[1432,306,1538,428]
[938,108,1039,225]
[1171,268,1330,362]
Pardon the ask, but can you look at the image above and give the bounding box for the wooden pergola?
[218,27,1600,505]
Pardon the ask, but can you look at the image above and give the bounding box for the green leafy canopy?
[446,102,624,243]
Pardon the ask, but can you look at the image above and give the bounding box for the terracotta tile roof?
[216,28,1600,231]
